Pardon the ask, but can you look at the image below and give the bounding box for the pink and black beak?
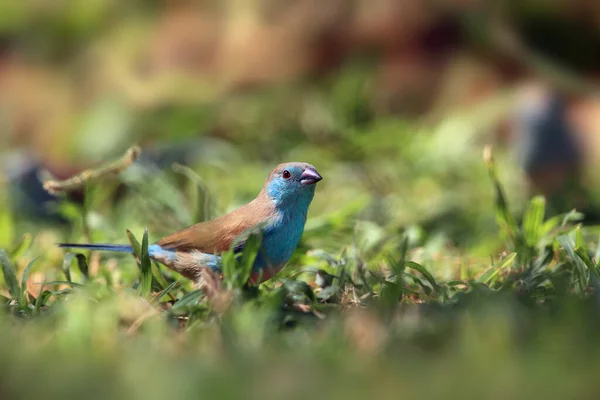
[300,167,323,185]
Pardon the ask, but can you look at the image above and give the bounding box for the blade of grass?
[405,261,440,292]
[153,281,180,304]
[139,228,152,299]
[170,289,204,312]
[19,257,39,307]
[237,231,262,287]
[522,196,545,247]
[34,286,51,314]
[483,146,524,250]
[44,281,85,288]
[0,249,21,301]
[558,235,588,293]
[478,252,517,285]
[76,254,89,279]
[151,261,173,294]
[126,229,142,257]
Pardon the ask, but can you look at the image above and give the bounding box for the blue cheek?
[266,178,292,201]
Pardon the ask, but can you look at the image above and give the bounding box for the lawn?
[2,3,600,399]
[2,88,600,399]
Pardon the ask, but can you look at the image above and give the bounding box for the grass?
[0,27,598,396]
[3,118,600,399]
[3,2,600,397]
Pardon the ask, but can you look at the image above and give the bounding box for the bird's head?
[264,162,322,209]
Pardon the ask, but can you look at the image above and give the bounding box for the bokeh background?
[1,1,600,399]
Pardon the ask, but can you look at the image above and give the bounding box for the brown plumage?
[157,189,276,253]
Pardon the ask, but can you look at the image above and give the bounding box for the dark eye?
[282,170,291,179]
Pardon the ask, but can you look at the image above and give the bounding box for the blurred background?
[1,0,600,237]
[1,0,600,234]
[1,1,600,398]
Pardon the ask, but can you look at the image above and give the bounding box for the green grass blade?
[562,210,585,227]
[398,235,409,269]
[19,257,39,307]
[34,283,46,314]
[558,235,588,293]
[0,249,21,301]
[76,254,89,279]
[44,281,86,288]
[153,281,180,304]
[151,261,171,290]
[541,210,584,236]
[405,261,440,292]
[170,289,204,311]
[522,196,546,247]
[484,146,523,250]
[126,229,142,257]
[478,252,517,285]
[220,248,236,286]
[139,228,152,299]
[575,226,585,249]
[238,231,262,286]
[595,234,600,268]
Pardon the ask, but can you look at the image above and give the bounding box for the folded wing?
[156,193,276,254]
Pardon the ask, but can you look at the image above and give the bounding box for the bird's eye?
[282,170,291,179]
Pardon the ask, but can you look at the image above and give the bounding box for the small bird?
[59,162,322,284]
[514,89,582,196]
[511,87,599,219]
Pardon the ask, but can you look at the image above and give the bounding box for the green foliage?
[4,142,600,398]
[0,250,22,305]
[3,3,600,397]
[4,85,600,397]
[0,249,42,314]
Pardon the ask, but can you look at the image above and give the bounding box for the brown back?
[156,191,276,254]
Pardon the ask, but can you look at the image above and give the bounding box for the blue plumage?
[57,243,133,253]
[56,243,178,262]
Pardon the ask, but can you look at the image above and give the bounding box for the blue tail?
[58,243,134,253]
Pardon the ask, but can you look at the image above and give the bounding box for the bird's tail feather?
[58,243,134,253]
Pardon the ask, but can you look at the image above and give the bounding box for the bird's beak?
[300,167,322,185]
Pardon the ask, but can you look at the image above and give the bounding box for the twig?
[43,145,141,195]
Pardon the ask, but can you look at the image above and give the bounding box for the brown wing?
[156,192,275,254]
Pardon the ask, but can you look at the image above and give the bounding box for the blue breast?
[252,210,306,271]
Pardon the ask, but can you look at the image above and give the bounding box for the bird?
[58,162,322,284]
[511,86,600,220]
[514,89,582,197]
